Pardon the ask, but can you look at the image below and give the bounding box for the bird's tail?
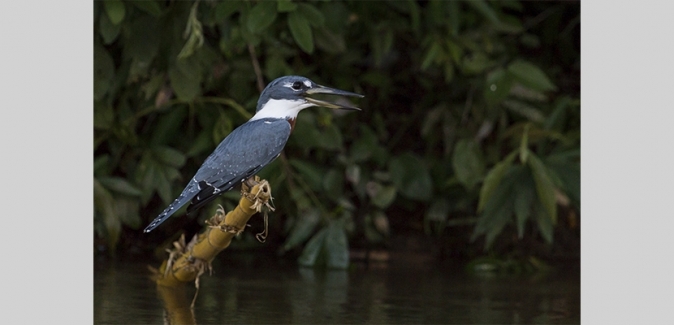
[185,180,236,215]
[143,180,198,233]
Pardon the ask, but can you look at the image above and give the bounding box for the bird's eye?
[291,81,303,90]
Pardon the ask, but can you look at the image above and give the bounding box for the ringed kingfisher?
[143,75,363,233]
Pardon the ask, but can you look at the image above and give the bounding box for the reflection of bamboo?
[150,176,272,305]
[156,284,197,325]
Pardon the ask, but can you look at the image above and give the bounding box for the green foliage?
[389,152,433,201]
[93,1,579,259]
[473,148,564,249]
[452,139,485,190]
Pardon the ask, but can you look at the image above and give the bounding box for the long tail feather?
[143,181,199,233]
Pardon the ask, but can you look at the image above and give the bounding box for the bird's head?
[251,75,363,121]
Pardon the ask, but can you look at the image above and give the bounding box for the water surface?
[94,255,579,324]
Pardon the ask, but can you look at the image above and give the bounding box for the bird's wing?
[143,118,291,233]
[186,118,291,214]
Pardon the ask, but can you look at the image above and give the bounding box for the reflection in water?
[94,256,579,324]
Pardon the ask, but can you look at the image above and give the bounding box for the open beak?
[304,85,364,111]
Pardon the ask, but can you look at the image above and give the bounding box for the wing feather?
[143,118,291,232]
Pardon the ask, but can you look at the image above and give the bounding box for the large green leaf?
[372,29,394,67]
[477,151,516,211]
[140,74,164,101]
[534,199,554,244]
[446,39,463,65]
[94,155,110,175]
[277,0,297,13]
[212,110,234,145]
[527,151,557,224]
[135,153,179,206]
[484,68,514,106]
[247,1,277,34]
[366,182,397,209]
[98,177,143,197]
[288,11,314,53]
[288,113,321,148]
[507,60,557,92]
[519,123,530,163]
[389,152,433,201]
[448,0,460,35]
[314,27,346,54]
[298,227,327,267]
[99,12,121,44]
[484,207,511,249]
[93,44,114,100]
[114,196,142,229]
[325,220,349,269]
[461,52,495,75]
[320,1,348,32]
[283,208,321,251]
[421,41,443,71]
[150,105,188,146]
[124,16,160,64]
[155,164,176,205]
[297,3,325,27]
[503,100,546,123]
[93,100,114,130]
[215,1,241,20]
[349,137,373,162]
[544,96,572,131]
[169,58,201,102]
[545,155,580,208]
[512,169,535,238]
[185,126,214,158]
[265,54,293,79]
[426,0,449,26]
[452,139,486,190]
[131,0,161,17]
[290,159,325,191]
[152,146,186,169]
[472,167,516,248]
[94,178,121,250]
[466,0,500,25]
[407,0,421,32]
[317,124,343,150]
[104,0,125,25]
[322,168,344,199]
[349,125,380,163]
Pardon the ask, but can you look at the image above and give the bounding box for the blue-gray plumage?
[143,75,363,233]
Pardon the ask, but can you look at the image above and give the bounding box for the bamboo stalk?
[151,176,273,288]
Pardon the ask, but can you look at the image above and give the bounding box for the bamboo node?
[209,223,246,235]
[204,204,245,234]
[241,178,276,213]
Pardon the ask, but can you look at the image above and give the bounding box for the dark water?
[94,255,579,324]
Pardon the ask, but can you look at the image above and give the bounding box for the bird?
[143,75,363,233]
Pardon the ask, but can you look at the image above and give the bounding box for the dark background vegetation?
[94,0,580,271]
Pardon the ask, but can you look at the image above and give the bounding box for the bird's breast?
[287,117,296,132]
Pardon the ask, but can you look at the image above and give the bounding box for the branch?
[247,43,265,92]
[151,176,272,288]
